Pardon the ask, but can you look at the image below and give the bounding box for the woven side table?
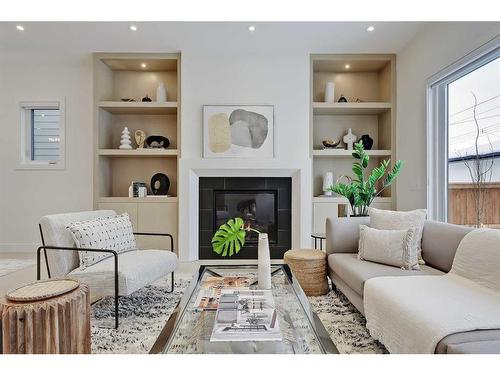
[284,249,329,296]
[1,279,91,354]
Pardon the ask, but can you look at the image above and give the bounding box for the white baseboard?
[0,243,38,253]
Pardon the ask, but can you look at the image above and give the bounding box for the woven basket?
[284,249,329,296]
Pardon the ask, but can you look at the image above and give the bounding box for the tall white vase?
[325,82,335,103]
[257,233,271,289]
[156,82,167,102]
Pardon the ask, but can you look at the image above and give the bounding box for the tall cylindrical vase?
[325,82,335,103]
[258,233,271,289]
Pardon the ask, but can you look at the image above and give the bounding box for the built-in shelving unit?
[310,54,396,234]
[93,53,181,251]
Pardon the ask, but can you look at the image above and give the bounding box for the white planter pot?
[257,233,271,289]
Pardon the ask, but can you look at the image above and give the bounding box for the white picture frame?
[203,105,274,158]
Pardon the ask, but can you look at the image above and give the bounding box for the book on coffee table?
[194,276,252,311]
[210,289,282,342]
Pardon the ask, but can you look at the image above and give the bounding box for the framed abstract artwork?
[202,105,274,158]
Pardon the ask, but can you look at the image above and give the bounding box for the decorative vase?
[257,233,271,289]
[325,82,335,103]
[156,82,167,102]
[343,128,357,150]
[359,134,374,150]
[322,172,334,196]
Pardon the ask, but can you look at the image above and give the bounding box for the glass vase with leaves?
[327,141,404,216]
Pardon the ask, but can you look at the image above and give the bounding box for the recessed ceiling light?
[248,25,256,32]
[367,26,375,32]
[129,25,137,31]
[141,63,147,68]
[345,64,350,69]
[16,25,25,31]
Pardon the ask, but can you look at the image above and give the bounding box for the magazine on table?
[210,289,282,342]
[194,276,252,311]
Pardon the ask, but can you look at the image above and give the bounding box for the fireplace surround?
[199,177,292,259]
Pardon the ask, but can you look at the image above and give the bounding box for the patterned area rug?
[91,275,387,354]
[0,258,36,277]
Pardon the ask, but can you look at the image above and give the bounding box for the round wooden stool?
[284,249,329,296]
[1,279,91,354]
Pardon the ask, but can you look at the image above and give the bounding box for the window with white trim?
[19,101,65,169]
[427,39,499,226]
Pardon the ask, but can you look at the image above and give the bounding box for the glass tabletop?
[159,264,337,354]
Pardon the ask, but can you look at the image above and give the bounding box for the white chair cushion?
[40,210,117,277]
[66,213,137,270]
[68,249,178,296]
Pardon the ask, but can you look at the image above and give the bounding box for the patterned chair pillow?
[66,213,137,269]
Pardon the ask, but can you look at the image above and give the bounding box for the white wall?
[0,51,94,251]
[396,22,500,210]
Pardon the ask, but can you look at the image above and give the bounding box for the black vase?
[359,134,373,150]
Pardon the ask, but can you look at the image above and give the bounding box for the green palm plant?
[212,217,261,257]
[327,141,404,216]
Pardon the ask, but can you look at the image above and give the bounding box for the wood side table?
[284,249,329,296]
[1,280,91,354]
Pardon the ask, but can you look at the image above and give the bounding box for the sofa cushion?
[68,249,178,296]
[368,207,427,264]
[328,253,444,296]
[421,221,473,272]
[67,213,137,269]
[358,225,419,270]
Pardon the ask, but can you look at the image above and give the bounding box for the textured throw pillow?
[358,225,419,270]
[368,207,427,264]
[66,213,136,269]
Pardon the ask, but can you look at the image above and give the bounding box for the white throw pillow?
[358,225,419,270]
[451,228,500,293]
[368,207,427,264]
[66,213,137,269]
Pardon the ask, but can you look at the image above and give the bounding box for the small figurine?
[343,128,357,150]
[360,134,374,150]
[338,94,348,103]
[135,130,146,148]
[119,127,133,150]
[142,95,152,102]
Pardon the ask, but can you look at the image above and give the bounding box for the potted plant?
[212,217,271,289]
[327,141,404,216]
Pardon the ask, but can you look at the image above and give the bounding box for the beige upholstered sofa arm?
[325,216,370,256]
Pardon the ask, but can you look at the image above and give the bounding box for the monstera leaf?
[211,217,246,257]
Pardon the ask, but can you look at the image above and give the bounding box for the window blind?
[32,109,60,161]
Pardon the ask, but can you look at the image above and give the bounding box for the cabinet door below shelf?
[97,202,138,231]
[137,202,178,252]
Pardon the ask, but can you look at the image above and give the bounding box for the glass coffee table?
[150,264,338,354]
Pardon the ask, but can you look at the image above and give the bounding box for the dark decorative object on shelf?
[151,173,170,195]
[359,134,374,150]
[322,139,340,148]
[338,94,348,103]
[142,95,152,102]
[146,135,170,149]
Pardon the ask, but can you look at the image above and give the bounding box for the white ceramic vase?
[257,233,271,289]
[325,82,335,103]
[156,82,167,102]
[322,172,334,196]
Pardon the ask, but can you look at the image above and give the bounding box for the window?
[427,38,499,226]
[18,101,65,169]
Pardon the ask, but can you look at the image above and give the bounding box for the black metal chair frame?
[37,224,175,329]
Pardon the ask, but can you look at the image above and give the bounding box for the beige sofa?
[326,217,500,354]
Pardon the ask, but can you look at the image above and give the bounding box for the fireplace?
[199,177,291,259]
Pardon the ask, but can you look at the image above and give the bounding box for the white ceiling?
[0,22,428,54]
